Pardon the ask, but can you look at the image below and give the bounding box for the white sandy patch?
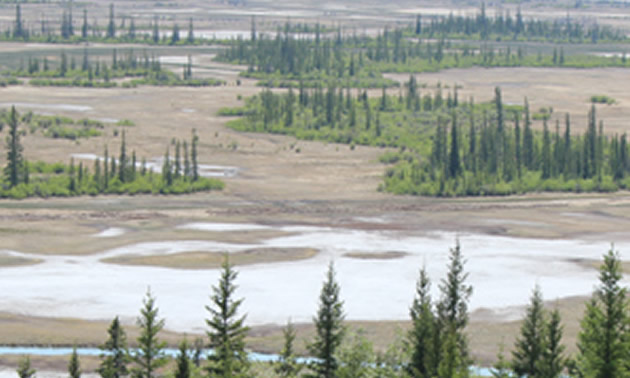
[93,227,126,238]
[178,222,272,232]
[0,223,624,332]
[159,56,190,65]
[0,103,92,112]
[70,154,239,178]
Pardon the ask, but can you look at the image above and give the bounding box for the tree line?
[14,243,629,377]
[8,48,220,88]
[216,19,630,89]
[9,3,197,45]
[2,106,223,199]
[411,3,625,43]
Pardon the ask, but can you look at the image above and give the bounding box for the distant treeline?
[3,48,223,88]
[217,21,630,89]
[410,3,626,43]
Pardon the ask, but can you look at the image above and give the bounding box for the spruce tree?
[437,240,472,369]
[307,262,345,378]
[191,130,199,181]
[174,339,191,378]
[17,356,35,378]
[4,106,24,187]
[187,18,194,43]
[511,285,546,377]
[68,346,81,378]
[133,289,168,378]
[107,3,116,39]
[537,309,565,378]
[205,256,250,377]
[275,321,302,378]
[492,342,512,378]
[82,9,88,39]
[118,130,127,182]
[99,316,129,378]
[449,111,460,178]
[408,266,436,378]
[576,247,629,377]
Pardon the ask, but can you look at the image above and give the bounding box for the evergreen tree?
[119,130,127,182]
[191,130,199,181]
[107,3,116,39]
[307,262,345,378]
[171,23,180,44]
[492,342,512,378]
[17,356,35,378]
[152,16,159,43]
[408,267,436,378]
[82,9,88,39]
[133,289,168,378]
[512,285,546,377]
[449,111,460,178]
[99,316,129,378]
[437,240,472,369]
[576,247,629,377]
[542,120,551,179]
[174,140,181,179]
[174,339,191,378]
[205,256,250,377]
[14,4,23,39]
[68,346,81,378]
[537,309,566,378]
[4,106,24,187]
[187,18,194,44]
[275,321,302,378]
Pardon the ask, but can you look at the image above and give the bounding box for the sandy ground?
[387,67,630,135]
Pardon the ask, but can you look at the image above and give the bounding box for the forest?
[14,244,628,378]
[0,107,224,199]
[221,82,630,196]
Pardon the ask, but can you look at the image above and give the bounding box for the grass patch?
[101,247,318,269]
[343,251,408,260]
[0,253,42,268]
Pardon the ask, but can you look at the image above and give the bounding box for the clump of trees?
[221,84,630,196]
[1,107,223,199]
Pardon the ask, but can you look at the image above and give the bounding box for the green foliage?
[335,330,375,378]
[221,85,630,197]
[408,267,436,377]
[437,241,473,377]
[174,339,192,378]
[307,262,345,378]
[16,356,35,378]
[576,247,629,377]
[511,286,546,377]
[98,316,130,378]
[275,321,303,378]
[132,289,168,378]
[205,256,250,377]
[590,95,616,105]
[68,346,81,378]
